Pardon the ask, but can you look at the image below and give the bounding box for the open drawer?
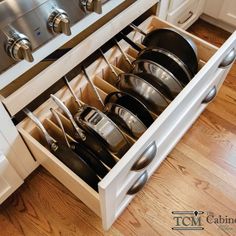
[8,6,236,233]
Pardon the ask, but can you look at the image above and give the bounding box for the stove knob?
[6,33,34,62]
[48,9,71,36]
[82,0,102,14]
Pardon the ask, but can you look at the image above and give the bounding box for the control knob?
[48,9,71,36]
[5,32,34,62]
[81,0,102,14]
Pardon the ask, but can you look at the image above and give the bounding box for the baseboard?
[200,14,235,33]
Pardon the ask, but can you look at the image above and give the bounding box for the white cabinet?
[219,0,236,26]
[204,0,222,18]
[0,151,23,204]
[160,0,206,29]
[204,0,236,28]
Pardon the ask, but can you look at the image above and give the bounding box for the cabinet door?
[0,150,23,204]
[219,0,236,26]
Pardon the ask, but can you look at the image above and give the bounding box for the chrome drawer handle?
[202,86,217,104]
[131,142,157,171]
[127,171,148,195]
[178,11,194,24]
[219,48,236,68]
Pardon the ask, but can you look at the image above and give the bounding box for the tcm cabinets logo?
[172,211,204,230]
[172,211,236,232]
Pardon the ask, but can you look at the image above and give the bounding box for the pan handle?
[82,66,105,107]
[129,23,147,36]
[23,108,55,146]
[99,49,119,77]
[50,94,86,141]
[50,108,71,148]
[120,32,143,52]
[114,39,132,65]
[131,142,157,171]
[127,171,148,195]
[64,76,83,108]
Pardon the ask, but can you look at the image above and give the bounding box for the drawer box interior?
[15,14,236,230]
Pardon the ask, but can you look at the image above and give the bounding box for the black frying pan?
[138,48,191,86]
[130,25,198,76]
[104,91,154,127]
[24,108,100,191]
[50,108,109,179]
[50,95,119,166]
[119,33,190,86]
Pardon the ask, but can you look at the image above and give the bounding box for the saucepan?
[50,94,119,166]
[51,80,131,158]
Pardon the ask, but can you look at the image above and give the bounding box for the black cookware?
[100,48,170,114]
[23,108,100,191]
[82,68,154,139]
[50,94,118,167]
[50,108,109,178]
[130,24,198,76]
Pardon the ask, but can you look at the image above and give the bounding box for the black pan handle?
[50,142,99,191]
[120,32,143,52]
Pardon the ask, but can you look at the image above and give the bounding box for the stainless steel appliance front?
[0,0,107,74]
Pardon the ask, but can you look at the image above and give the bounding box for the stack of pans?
[23,23,199,191]
[112,24,199,115]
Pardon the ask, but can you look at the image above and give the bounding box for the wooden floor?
[1,19,236,236]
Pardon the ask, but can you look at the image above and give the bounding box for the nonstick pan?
[121,33,191,86]
[50,94,119,166]
[81,69,154,139]
[132,59,184,97]
[116,36,185,96]
[100,49,170,115]
[130,24,198,76]
[24,108,100,191]
[50,108,109,178]
[52,81,130,158]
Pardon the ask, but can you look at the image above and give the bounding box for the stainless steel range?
[0,0,107,74]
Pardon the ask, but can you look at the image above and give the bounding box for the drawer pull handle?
[127,171,148,195]
[219,48,236,68]
[178,11,194,24]
[202,86,217,103]
[131,142,157,171]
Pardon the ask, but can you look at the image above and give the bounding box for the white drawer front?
[15,9,236,232]
[99,16,236,229]
[166,0,205,29]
